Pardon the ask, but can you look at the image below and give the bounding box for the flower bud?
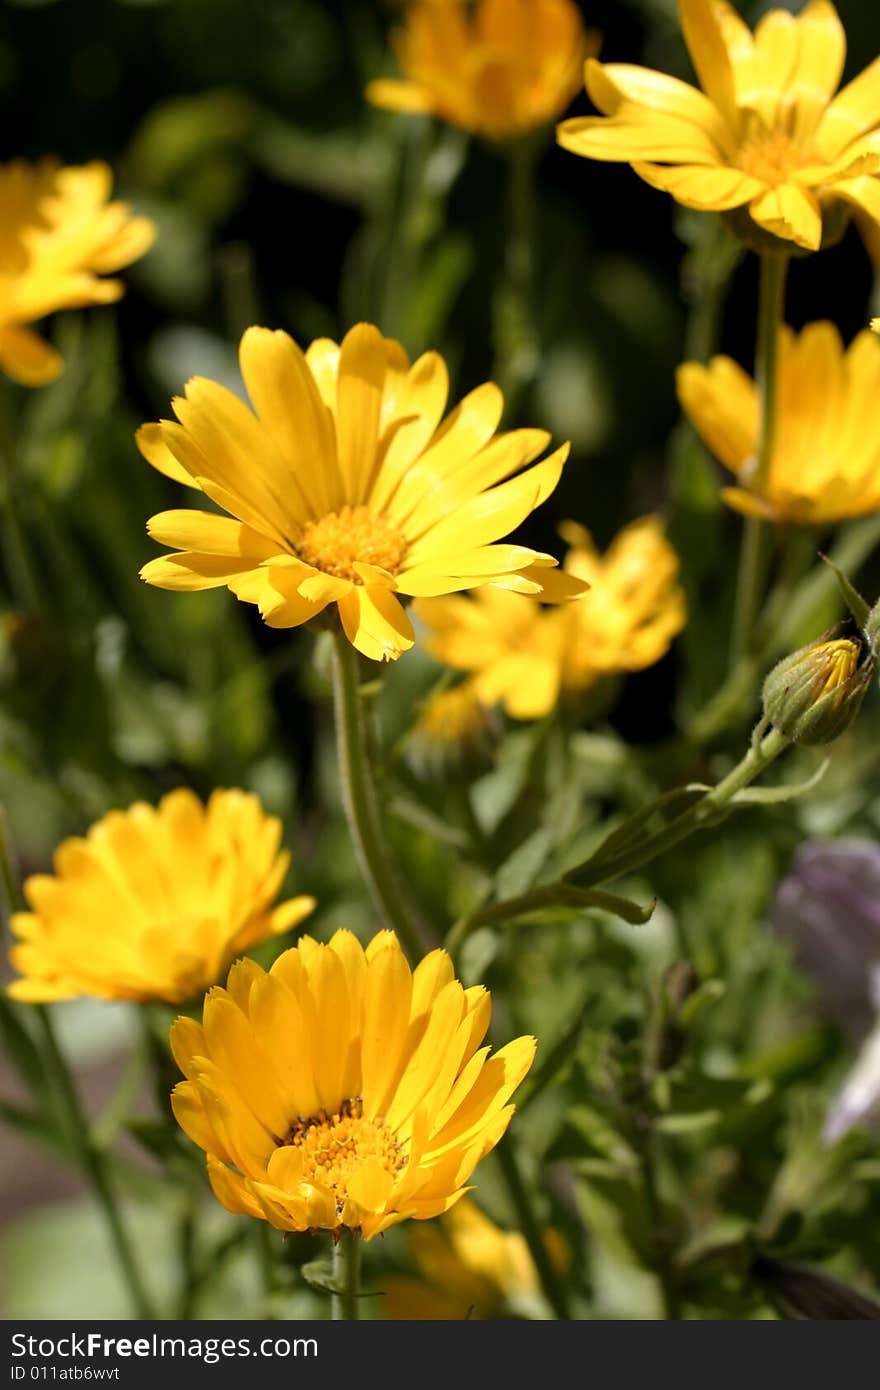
[761,636,870,745]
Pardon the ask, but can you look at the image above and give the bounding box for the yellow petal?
[749,183,822,250]
[238,326,340,517]
[0,326,63,386]
[337,586,415,662]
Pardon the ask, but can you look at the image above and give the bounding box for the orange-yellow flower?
[557,0,880,252]
[384,1197,564,1319]
[170,930,535,1240]
[367,0,597,140]
[7,789,314,1004]
[678,323,880,524]
[416,517,686,718]
[0,160,155,386]
[138,323,584,662]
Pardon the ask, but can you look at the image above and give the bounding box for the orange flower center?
[283,1098,405,1201]
[736,129,812,186]
[296,506,407,583]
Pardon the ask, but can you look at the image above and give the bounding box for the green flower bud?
[762,636,871,746]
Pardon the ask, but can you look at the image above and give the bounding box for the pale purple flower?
[772,838,880,1142]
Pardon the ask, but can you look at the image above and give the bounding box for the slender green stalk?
[495,1138,570,1320]
[0,395,42,612]
[0,806,154,1316]
[729,253,789,667]
[450,728,790,943]
[330,629,430,957]
[0,805,20,932]
[35,1007,155,1318]
[493,135,541,417]
[331,1233,361,1321]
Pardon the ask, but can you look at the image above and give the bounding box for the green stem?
[495,1138,570,1320]
[330,629,430,957]
[0,396,42,612]
[493,135,541,417]
[729,253,789,667]
[331,1232,361,1321]
[35,1008,155,1318]
[0,805,20,932]
[451,728,790,943]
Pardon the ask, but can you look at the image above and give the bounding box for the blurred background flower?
[383,1196,566,1318]
[415,515,685,718]
[678,323,880,524]
[0,159,154,386]
[7,788,314,1003]
[367,0,597,141]
[772,838,880,1141]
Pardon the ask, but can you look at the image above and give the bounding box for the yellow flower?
[677,323,880,524]
[138,323,584,662]
[416,516,686,718]
[170,929,535,1240]
[367,0,597,140]
[384,1197,561,1319]
[7,789,314,1005]
[0,160,155,386]
[557,0,880,253]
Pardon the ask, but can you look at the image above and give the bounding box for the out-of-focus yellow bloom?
[384,1197,563,1319]
[678,323,880,524]
[139,323,584,663]
[7,790,314,1005]
[405,681,496,775]
[170,930,535,1240]
[416,517,686,719]
[414,681,492,746]
[367,0,597,140]
[0,160,155,386]
[557,0,880,253]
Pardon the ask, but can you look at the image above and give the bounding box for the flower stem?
[450,728,790,942]
[493,135,541,418]
[729,252,789,667]
[495,1138,570,1320]
[35,1007,156,1319]
[330,629,430,957]
[0,392,42,613]
[331,1232,361,1321]
[0,805,154,1317]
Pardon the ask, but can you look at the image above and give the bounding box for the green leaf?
[300,1257,342,1296]
[729,757,828,806]
[754,1258,880,1320]
[818,554,871,629]
[565,785,708,884]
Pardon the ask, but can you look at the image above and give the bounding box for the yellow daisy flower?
[416,516,686,719]
[170,929,535,1240]
[677,322,880,524]
[367,0,597,141]
[384,1197,563,1319]
[7,789,314,1005]
[138,323,584,662]
[0,159,155,386]
[557,0,880,253]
